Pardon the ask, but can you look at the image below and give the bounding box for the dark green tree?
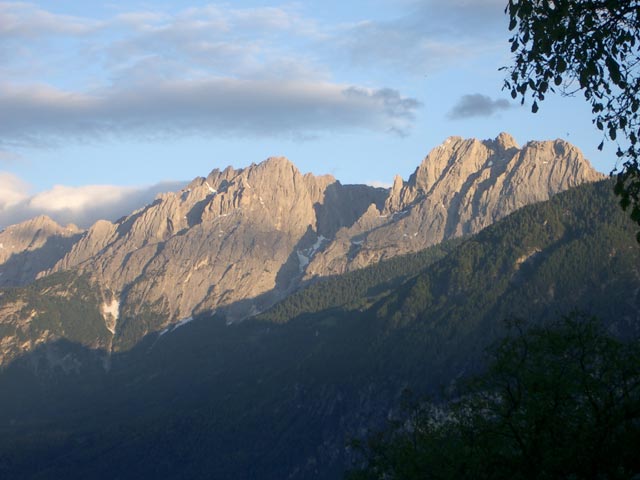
[502,0,640,236]
[347,314,640,479]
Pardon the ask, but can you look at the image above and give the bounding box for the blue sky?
[0,0,615,227]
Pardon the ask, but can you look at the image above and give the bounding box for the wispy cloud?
[104,4,322,82]
[0,2,424,153]
[0,174,186,228]
[0,1,511,85]
[0,2,100,38]
[332,0,508,74]
[447,93,512,119]
[0,171,29,209]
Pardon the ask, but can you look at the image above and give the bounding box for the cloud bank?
[447,93,512,119]
[0,2,425,154]
[0,80,420,148]
[0,175,186,229]
[0,0,513,154]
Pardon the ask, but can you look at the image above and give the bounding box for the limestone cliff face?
[42,157,382,347]
[305,133,603,276]
[0,134,603,358]
[0,215,82,287]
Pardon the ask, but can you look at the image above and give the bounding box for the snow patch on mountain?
[101,298,120,335]
[297,235,327,272]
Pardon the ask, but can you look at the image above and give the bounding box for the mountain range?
[3,132,637,479]
[0,178,638,479]
[0,133,602,365]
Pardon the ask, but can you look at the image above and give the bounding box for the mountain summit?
[305,133,603,276]
[0,133,602,361]
[0,215,81,287]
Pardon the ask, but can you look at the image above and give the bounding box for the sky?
[0,0,618,228]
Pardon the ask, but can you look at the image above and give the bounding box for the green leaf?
[606,56,622,85]
[557,57,567,73]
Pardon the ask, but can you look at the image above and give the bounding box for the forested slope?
[0,180,638,480]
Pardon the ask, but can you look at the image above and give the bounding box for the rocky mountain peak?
[493,131,519,150]
[4,214,79,235]
[29,155,384,340]
[384,174,405,213]
[0,215,80,259]
[0,133,606,357]
[387,135,497,211]
[19,214,58,230]
[0,215,83,287]
[389,133,599,212]
[257,155,296,171]
[306,132,604,277]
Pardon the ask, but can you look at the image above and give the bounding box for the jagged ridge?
[306,133,603,276]
[0,133,603,359]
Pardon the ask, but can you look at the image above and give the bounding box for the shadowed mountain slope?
[0,134,602,363]
[0,180,638,480]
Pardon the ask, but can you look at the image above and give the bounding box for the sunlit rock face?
[36,156,383,347]
[306,133,603,277]
[0,133,603,358]
[0,215,82,287]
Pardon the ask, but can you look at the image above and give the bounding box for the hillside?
[0,180,637,479]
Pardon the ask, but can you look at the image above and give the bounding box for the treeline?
[261,180,639,335]
[1,180,639,479]
[362,180,640,378]
[258,240,462,324]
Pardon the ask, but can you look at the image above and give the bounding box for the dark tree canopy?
[502,0,640,236]
[346,314,640,480]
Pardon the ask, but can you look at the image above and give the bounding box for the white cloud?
[365,180,392,189]
[0,1,510,83]
[0,2,318,92]
[28,184,137,213]
[0,171,29,209]
[0,2,99,38]
[0,174,186,228]
[103,4,323,83]
[0,3,423,151]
